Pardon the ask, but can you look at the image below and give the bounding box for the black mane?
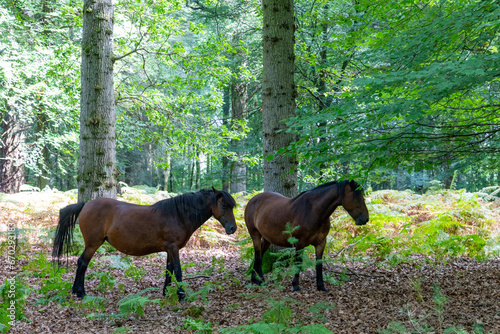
[293,180,364,200]
[151,189,235,223]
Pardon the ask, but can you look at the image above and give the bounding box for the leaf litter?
[0,189,499,333]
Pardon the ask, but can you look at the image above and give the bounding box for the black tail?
[52,202,86,262]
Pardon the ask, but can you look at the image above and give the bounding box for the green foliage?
[0,275,32,332]
[291,0,500,186]
[117,288,160,319]
[220,296,334,334]
[180,317,213,334]
[87,271,116,292]
[81,296,108,314]
[330,189,497,261]
[186,282,212,305]
[18,252,71,306]
[124,264,147,282]
[35,270,72,306]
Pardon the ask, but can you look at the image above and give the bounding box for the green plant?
[180,317,213,334]
[87,271,116,292]
[378,283,490,334]
[80,295,107,314]
[222,293,334,334]
[35,273,72,306]
[324,268,350,286]
[187,281,212,305]
[21,252,72,306]
[124,264,146,282]
[117,288,160,319]
[0,276,32,333]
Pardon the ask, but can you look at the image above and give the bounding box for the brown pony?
[245,180,368,292]
[52,188,237,299]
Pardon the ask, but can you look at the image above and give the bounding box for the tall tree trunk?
[262,0,297,197]
[230,81,247,194]
[261,0,297,266]
[195,149,201,190]
[162,151,171,191]
[221,86,231,192]
[0,111,25,193]
[78,0,117,202]
[35,111,50,190]
[317,6,330,178]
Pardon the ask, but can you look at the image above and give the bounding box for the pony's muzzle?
[355,215,369,225]
[225,223,237,234]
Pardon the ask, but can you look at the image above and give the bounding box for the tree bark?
[78,0,117,202]
[262,0,297,197]
[0,111,25,193]
[35,111,50,190]
[221,86,231,192]
[230,81,247,194]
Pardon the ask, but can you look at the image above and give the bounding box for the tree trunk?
[78,0,117,202]
[221,86,231,192]
[0,111,25,193]
[35,111,50,190]
[195,149,201,190]
[262,0,297,197]
[261,0,297,268]
[230,81,247,194]
[162,151,171,191]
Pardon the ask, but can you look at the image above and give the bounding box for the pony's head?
[341,180,369,226]
[211,187,237,234]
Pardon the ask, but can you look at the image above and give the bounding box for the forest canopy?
[0,0,499,193]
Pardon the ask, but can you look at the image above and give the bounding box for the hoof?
[251,278,264,286]
[317,286,328,292]
[75,292,86,299]
[292,286,301,292]
[72,287,86,299]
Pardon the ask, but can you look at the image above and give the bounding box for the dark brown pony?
[52,188,237,299]
[245,180,368,292]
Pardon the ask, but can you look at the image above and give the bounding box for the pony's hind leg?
[251,237,270,285]
[72,244,102,299]
[291,248,304,292]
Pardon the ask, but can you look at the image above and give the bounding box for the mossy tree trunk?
[261,0,297,267]
[262,0,297,198]
[78,0,117,202]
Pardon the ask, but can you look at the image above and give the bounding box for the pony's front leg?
[167,248,184,300]
[162,253,175,296]
[315,239,328,292]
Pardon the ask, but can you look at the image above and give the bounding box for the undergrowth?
[0,185,498,333]
[330,188,500,262]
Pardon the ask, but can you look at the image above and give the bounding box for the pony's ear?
[212,186,223,198]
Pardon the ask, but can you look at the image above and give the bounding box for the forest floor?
[3,246,500,334]
[1,189,500,333]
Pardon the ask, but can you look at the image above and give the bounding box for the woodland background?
[1,0,499,194]
[1,0,500,333]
